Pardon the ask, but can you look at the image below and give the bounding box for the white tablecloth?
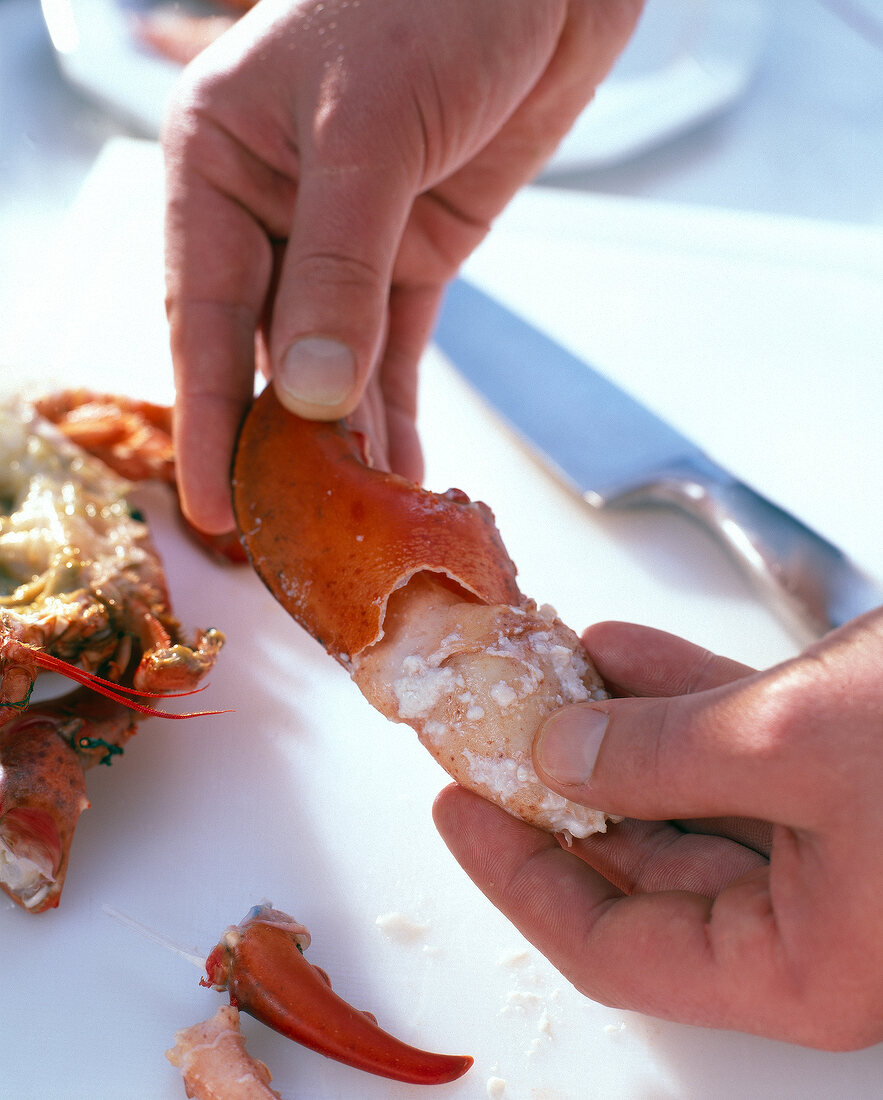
[1,0,882,1094]
[0,135,880,1100]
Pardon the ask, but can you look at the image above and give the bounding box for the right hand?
[434,611,883,1049]
[162,0,643,532]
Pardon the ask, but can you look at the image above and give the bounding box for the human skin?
[433,610,883,1050]
[162,0,643,533]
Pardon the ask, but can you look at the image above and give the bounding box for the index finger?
[581,621,755,698]
[165,174,272,533]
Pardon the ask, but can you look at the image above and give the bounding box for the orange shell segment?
[232,387,520,664]
[34,389,175,484]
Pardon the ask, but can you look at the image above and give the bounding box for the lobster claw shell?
[232,387,521,665]
[232,387,612,841]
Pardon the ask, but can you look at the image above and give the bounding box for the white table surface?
[0,131,881,1100]
[1,2,882,1097]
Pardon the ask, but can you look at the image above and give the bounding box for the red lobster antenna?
[30,648,230,719]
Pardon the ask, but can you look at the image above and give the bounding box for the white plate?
[544,0,770,173]
[42,0,769,167]
[41,0,186,135]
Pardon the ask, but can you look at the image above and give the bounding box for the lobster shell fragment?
[233,386,521,665]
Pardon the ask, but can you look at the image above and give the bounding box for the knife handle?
[608,458,882,641]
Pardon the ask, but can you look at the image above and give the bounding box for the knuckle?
[291,250,385,296]
[747,652,857,814]
[651,695,687,777]
[731,661,815,763]
[678,645,731,694]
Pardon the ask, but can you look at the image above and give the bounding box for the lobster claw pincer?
[202,904,473,1085]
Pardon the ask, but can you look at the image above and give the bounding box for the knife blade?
[432,278,882,641]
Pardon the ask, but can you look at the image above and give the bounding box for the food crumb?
[501,990,542,1015]
[486,1076,507,1099]
[375,912,429,943]
[490,681,517,708]
[603,1021,627,1035]
[498,949,530,969]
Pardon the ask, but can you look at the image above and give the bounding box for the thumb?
[270,154,414,420]
[532,672,825,828]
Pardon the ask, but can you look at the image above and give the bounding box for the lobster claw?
[232,386,521,666]
[201,904,473,1085]
[232,387,613,841]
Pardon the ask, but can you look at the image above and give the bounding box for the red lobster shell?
[233,386,521,665]
[233,386,612,841]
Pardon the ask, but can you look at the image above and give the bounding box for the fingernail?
[279,337,356,407]
[535,706,608,787]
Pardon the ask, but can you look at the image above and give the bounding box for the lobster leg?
[0,688,136,912]
[0,718,88,912]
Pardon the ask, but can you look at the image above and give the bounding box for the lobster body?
[0,394,226,911]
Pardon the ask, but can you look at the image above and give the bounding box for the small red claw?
[203,904,474,1086]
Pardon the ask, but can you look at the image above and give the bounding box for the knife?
[432,278,882,641]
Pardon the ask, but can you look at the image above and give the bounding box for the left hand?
[433,614,883,1050]
[161,0,642,534]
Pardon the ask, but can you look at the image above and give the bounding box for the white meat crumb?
[489,681,517,708]
[501,990,543,1015]
[394,657,464,719]
[422,720,449,747]
[462,749,610,838]
[375,912,429,944]
[498,949,531,969]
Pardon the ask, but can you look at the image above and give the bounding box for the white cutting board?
[0,139,881,1100]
